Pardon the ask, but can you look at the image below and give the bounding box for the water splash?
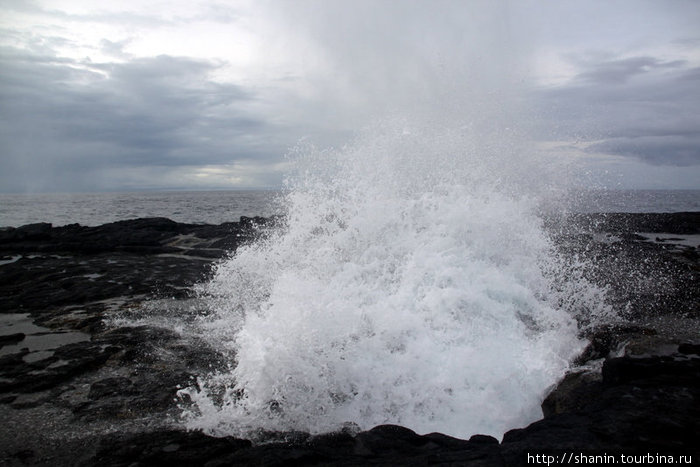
[180,117,612,439]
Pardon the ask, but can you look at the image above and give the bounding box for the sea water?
[1,189,697,229]
[178,117,615,439]
[0,190,280,228]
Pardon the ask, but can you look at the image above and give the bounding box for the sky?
[0,0,699,192]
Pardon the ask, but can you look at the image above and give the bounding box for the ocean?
[1,189,698,228]
[0,190,282,228]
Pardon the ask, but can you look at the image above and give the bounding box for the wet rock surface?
[0,213,698,466]
[0,216,274,310]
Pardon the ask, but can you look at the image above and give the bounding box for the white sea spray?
[179,117,613,439]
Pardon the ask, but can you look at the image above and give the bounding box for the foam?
[180,118,611,439]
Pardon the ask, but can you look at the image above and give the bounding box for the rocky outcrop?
[68,338,697,466]
[0,213,698,466]
[0,216,277,311]
[0,216,274,255]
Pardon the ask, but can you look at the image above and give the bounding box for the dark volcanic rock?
[74,368,195,421]
[0,341,120,394]
[1,213,698,466]
[503,347,700,462]
[541,370,603,417]
[546,213,700,320]
[88,430,252,467]
[0,218,179,254]
[602,354,700,386]
[572,324,657,365]
[679,343,700,355]
[0,332,25,346]
[88,377,138,399]
[12,222,53,241]
[0,216,273,257]
[161,425,504,467]
[79,347,700,466]
[0,216,276,315]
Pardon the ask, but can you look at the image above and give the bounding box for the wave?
[179,116,613,439]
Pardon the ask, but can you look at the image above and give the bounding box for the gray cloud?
[100,39,132,59]
[574,56,686,85]
[585,136,700,166]
[3,0,241,28]
[536,55,700,168]
[1,1,699,192]
[0,45,290,191]
[3,0,173,28]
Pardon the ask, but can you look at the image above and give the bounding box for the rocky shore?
[1,213,698,466]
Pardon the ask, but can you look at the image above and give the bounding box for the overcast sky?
[1,0,699,192]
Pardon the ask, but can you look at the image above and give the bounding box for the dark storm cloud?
[0,45,284,191]
[537,54,700,168]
